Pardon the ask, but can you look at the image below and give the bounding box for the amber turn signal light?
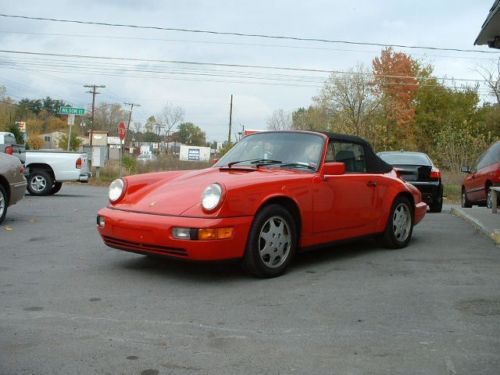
[198,227,234,240]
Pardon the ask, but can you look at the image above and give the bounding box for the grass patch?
[442,170,464,204]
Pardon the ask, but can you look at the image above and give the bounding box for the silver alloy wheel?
[30,175,47,193]
[392,203,412,242]
[0,190,5,217]
[258,215,291,269]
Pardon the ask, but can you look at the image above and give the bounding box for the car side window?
[483,142,500,167]
[476,143,498,170]
[333,141,366,173]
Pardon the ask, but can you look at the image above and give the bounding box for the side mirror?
[322,162,346,176]
[461,166,471,174]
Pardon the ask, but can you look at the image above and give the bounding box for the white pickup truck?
[23,150,91,196]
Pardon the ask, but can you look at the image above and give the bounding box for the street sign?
[67,114,75,126]
[59,107,85,116]
[118,121,126,141]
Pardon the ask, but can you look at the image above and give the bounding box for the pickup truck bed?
[24,150,91,196]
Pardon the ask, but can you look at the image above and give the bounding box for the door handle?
[367,181,377,187]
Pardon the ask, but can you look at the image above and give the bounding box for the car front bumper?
[97,207,253,261]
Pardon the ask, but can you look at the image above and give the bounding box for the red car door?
[313,141,381,240]
[465,170,486,202]
[314,174,381,233]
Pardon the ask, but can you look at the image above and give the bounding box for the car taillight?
[430,169,441,180]
[5,146,13,155]
[76,157,82,169]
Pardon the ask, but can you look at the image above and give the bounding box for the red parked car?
[97,131,427,277]
[461,141,500,208]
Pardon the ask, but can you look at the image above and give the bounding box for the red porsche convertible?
[97,131,427,277]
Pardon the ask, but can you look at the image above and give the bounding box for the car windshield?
[378,152,431,166]
[215,132,325,171]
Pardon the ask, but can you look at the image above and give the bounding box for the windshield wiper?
[279,162,316,170]
[252,159,283,167]
[226,158,282,168]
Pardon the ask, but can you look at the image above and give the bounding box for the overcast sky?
[0,0,498,142]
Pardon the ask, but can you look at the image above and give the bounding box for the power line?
[0,13,498,55]
[2,61,492,96]
[0,49,490,84]
[0,29,497,62]
[0,59,485,91]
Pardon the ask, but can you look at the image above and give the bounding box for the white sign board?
[92,147,102,167]
[107,136,122,145]
[67,114,75,126]
[179,145,211,162]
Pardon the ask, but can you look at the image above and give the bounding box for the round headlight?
[201,183,224,211]
[109,178,126,203]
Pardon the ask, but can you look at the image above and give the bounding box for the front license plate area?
[112,226,153,243]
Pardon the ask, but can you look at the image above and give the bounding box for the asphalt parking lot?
[1,185,500,375]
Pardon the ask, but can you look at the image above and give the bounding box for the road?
[1,185,500,375]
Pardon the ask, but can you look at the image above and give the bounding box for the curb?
[450,207,500,246]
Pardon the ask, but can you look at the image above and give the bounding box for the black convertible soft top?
[321,132,393,174]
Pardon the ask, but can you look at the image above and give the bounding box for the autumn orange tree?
[372,48,420,150]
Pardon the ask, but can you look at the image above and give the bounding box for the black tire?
[0,184,7,225]
[461,187,472,208]
[377,196,414,249]
[243,204,297,278]
[27,170,54,196]
[49,182,63,195]
[486,185,493,209]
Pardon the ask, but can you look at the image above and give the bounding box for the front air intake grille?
[102,236,188,257]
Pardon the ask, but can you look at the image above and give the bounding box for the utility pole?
[84,84,105,149]
[227,94,233,144]
[124,102,141,146]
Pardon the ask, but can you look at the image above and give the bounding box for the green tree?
[17,99,42,116]
[176,122,206,146]
[58,133,83,151]
[141,131,161,143]
[7,124,24,144]
[0,88,17,132]
[476,103,500,138]
[415,78,491,170]
[292,106,330,131]
[42,97,68,116]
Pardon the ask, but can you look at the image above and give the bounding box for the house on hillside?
[40,131,87,150]
[40,131,65,149]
